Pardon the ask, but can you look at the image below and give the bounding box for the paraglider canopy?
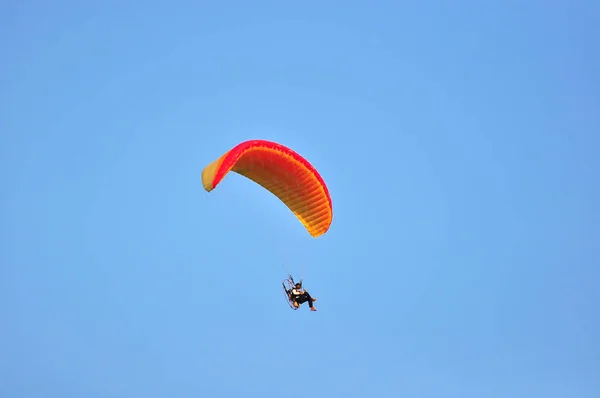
[201,139,333,237]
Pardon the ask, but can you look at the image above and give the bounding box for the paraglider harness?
[282,274,302,310]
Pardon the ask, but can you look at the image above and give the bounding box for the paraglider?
[201,139,333,237]
[282,274,317,311]
[202,139,331,312]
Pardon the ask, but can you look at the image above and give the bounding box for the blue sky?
[1,1,599,397]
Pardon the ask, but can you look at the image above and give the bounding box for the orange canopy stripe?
[201,140,332,237]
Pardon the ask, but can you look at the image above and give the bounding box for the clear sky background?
[1,1,599,397]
